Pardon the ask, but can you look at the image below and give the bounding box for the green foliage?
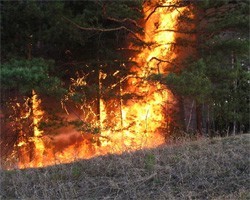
[164,59,212,103]
[1,1,65,59]
[205,39,249,55]
[69,120,100,134]
[1,1,142,61]
[1,58,65,96]
[106,1,142,20]
[1,0,143,101]
[144,153,156,170]
[71,165,81,178]
[198,1,249,133]
[39,116,65,132]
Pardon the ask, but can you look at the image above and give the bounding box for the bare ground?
[0,134,249,200]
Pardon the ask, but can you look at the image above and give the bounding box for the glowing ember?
[10,0,187,169]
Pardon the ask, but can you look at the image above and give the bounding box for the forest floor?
[0,134,249,200]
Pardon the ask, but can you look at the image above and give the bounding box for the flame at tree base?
[17,87,168,169]
[5,0,188,169]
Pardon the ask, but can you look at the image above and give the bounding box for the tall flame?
[30,90,45,167]
[13,0,187,169]
[17,90,45,169]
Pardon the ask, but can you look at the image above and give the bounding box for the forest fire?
[4,0,187,169]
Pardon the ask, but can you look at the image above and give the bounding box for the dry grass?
[0,134,249,200]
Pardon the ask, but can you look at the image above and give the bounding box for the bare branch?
[62,16,145,44]
[149,57,177,66]
[155,29,196,35]
[147,56,179,74]
[63,16,128,32]
[106,17,143,30]
[145,3,187,22]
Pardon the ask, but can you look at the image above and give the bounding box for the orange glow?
[29,90,45,167]
[17,90,46,169]
[11,0,188,169]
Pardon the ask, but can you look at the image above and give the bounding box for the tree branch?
[62,16,145,44]
[148,57,179,74]
[155,29,196,35]
[145,3,187,21]
[149,57,177,66]
[106,17,143,30]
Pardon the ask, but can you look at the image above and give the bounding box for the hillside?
[1,134,249,200]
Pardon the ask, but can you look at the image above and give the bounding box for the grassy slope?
[0,134,249,200]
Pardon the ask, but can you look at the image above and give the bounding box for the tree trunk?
[231,51,237,135]
[178,96,186,131]
[206,105,211,137]
[196,102,202,135]
[186,99,195,132]
[27,35,32,60]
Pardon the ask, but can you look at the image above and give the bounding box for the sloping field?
[1,134,249,199]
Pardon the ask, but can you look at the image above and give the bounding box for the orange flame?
[17,90,45,169]
[13,0,187,169]
[29,90,45,167]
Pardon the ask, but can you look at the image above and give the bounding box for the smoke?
[50,131,84,152]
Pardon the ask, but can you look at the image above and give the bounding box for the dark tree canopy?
[1,0,143,99]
